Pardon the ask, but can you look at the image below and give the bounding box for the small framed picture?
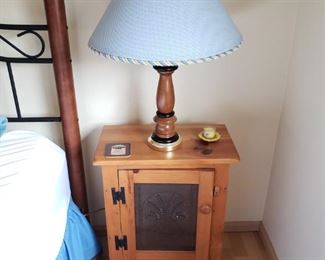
[105,143,131,158]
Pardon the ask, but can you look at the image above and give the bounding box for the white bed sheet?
[0,131,71,260]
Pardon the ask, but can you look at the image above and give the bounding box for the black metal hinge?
[111,187,126,204]
[115,235,128,250]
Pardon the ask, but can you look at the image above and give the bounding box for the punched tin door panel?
[118,169,214,260]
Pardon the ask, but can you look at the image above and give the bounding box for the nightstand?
[93,124,239,260]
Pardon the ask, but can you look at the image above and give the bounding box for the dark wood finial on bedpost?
[43,0,88,214]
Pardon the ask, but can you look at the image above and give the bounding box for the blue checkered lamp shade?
[89,0,243,66]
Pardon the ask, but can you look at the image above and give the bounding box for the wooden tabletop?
[93,124,240,168]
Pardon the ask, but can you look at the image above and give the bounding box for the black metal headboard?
[0,23,60,123]
[0,0,88,213]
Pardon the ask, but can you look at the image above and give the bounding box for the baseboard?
[224,221,261,232]
[94,221,278,260]
[258,222,278,260]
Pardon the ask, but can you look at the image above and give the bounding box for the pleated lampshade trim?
[89,41,242,66]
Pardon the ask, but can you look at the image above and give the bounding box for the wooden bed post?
[43,0,88,213]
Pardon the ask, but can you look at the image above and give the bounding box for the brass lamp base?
[147,134,182,152]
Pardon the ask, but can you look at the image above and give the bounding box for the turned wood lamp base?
[148,66,181,152]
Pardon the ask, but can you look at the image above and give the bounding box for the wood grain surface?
[93,124,240,167]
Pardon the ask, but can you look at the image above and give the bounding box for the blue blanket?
[0,117,7,137]
[57,200,101,260]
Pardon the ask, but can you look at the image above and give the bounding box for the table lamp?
[89,0,242,152]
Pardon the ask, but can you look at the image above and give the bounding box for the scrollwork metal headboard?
[0,23,60,122]
[0,0,88,214]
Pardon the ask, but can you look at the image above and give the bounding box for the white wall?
[1,0,299,225]
[263,1,325,259]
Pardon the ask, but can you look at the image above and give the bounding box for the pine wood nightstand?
[93,124,239,260]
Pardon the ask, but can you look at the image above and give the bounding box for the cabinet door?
[118,169,214,260]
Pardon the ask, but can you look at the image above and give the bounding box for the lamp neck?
[152,65,179,141]
[154,66,178,115]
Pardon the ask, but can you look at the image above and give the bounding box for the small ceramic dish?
[198,131,221,142]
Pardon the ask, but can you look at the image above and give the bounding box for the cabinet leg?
[102,167,124,260]
[209,165,230,260]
